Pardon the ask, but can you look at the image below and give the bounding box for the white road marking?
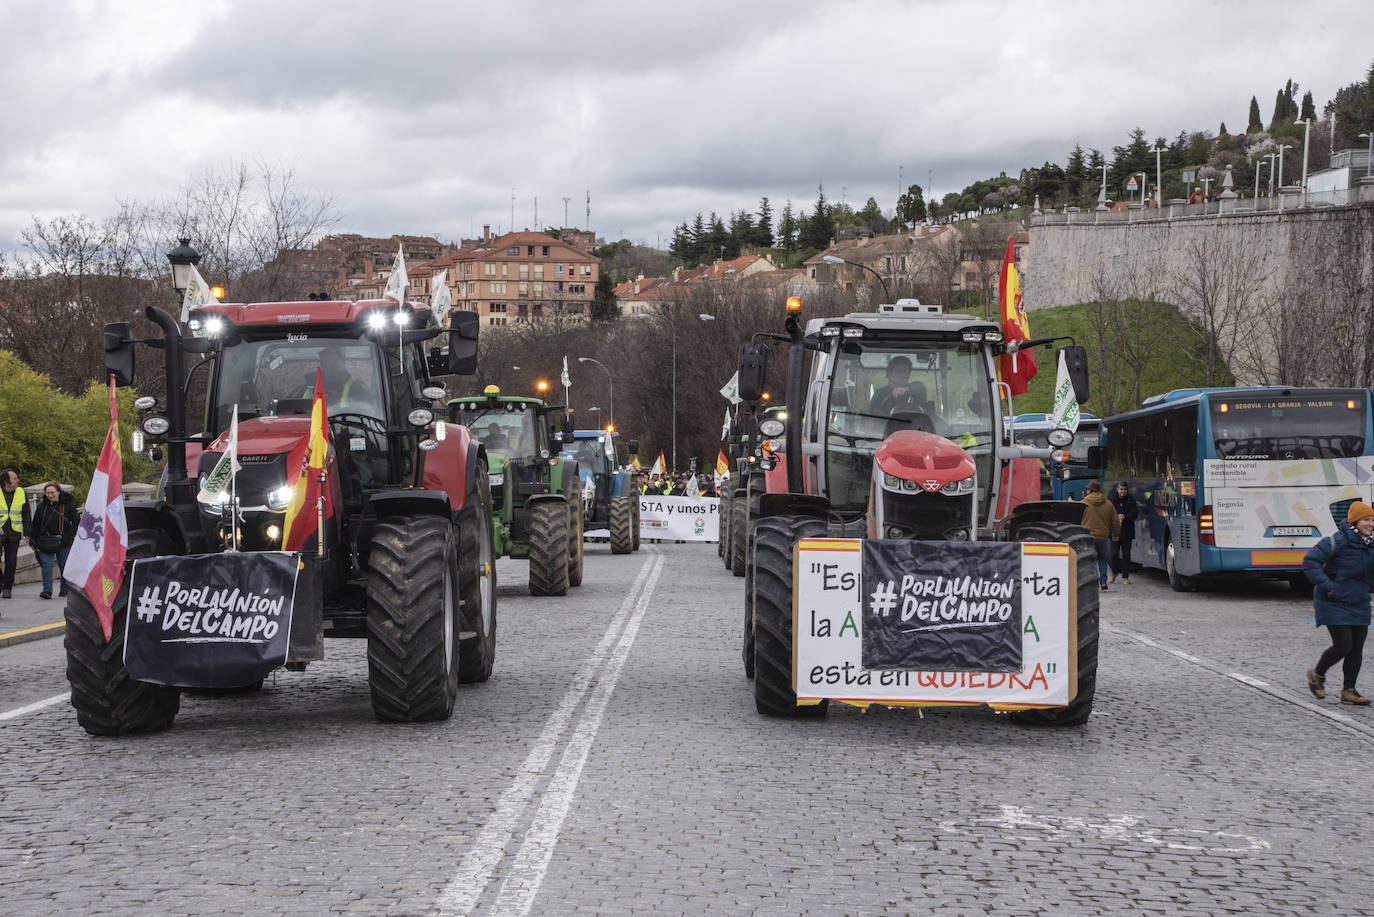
[0,692,69,722]
[438,550,663,916]
[489,552,664,917]
[1107,624,1374,740]
[937,805,1271,854]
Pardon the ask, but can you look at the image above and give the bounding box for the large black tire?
[721,477,737,568]
[1164,532,1195,592]
[528,501,570,596]
[742,518,759,679]
[366,515,460,722]
[730,494,748,577]
[64,527,181,736]
[567,497,584,587]
[457,470,497,684]
[631,495,640,551]
[752,515,830,718]
[609,494,634,554]
[1010,522,1099,727]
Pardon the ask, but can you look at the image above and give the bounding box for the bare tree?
[1168,227,1265,386]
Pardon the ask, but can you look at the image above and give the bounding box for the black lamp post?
[167,238,200,298]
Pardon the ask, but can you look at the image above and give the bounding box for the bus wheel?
[1165,534,1194,592]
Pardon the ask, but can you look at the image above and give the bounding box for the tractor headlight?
[267,485,294,511]
[134,396,157,411]
[131,429,145,453]
[419,438,440,451]
[142,414,170,436]
[408,407,435,427]
[489,473,504,486]
[433,420,447,441]
[939,477,975,496]
[759,419,785,438]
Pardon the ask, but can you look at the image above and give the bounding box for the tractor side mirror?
[562,412,575,437]
[103,322,135,387]
[737,342,768,402]
[1060,345,1089,405]
[1086,445,1106,470]
[627,439,639,455]
[446,311,480,375]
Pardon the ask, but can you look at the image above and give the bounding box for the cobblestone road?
[3,543,1374,915]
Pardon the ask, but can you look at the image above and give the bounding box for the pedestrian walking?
[1108,481,1138,584]
[1079,480,1119,591]
[0,469,32,601]
[31,481,79,600]
[1303,501,1374,705]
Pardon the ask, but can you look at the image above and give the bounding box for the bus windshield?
[1210,393,1366,459]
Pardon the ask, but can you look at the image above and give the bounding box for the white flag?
[561,356,571,388]
[721,408,731,440]
[1050,350,1081,435]
[685,473,699,495]
[197,406,241,505]
[383,243,408,303]
[719,371,742,405]
[180,264,220,323]
[649,454,663,476]
[430,269,452,324]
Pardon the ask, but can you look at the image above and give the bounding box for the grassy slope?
[1006,301,1233,418]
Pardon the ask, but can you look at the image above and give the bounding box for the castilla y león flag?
[281,368,334,552]
[996,235,1037,396]
[65,377,128,641]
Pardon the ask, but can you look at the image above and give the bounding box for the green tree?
[1109,127,1152,189]
[801,184,834,250]
[1065,144,1090,203]
[590,273,617,322]
[856,196,887,234]
[777,200,798,250]
[754,197,775,248]
[1247,97,1263,133]
[728,209,755,251]
[1300,90,1316,122]
[895,184,926,226]
[1269,79,1299,131]
[1323,59,1374,136]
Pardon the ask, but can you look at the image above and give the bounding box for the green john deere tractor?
[452,386,584,595]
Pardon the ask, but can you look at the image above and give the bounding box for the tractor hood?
[206,415,312,458]
[874,430,975,492]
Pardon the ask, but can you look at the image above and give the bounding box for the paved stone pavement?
[3,543,1374,915]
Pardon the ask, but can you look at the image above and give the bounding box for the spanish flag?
[996,235,1037,396]
[631,453,642,471]
[282,367,333,552]
[715,449,729,477]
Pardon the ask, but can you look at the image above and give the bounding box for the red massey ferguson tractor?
[737,297,1101,725]
[64,299,496,734]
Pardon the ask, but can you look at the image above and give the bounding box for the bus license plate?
[1272,526,1311,536]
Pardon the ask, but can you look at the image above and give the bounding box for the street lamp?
[1254,158,1270,206]
[1151,145,1165,207]
[821,254,890,303]
[167,238,200,298]
[1359,132,1373,178]
[1134,172,1148,204]
[1297,118,1313,206]
[1265,152,1279,197]
[637,312,715,473]
[577,356,613,426]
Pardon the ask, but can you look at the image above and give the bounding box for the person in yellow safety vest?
[0,469,32,601]
[316,349,372,412]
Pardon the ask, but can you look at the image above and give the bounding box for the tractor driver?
[482,423,511,451]
[318,348,374,414]
[870,356,929,418]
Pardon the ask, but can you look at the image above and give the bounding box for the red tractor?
[738,297,1100,725]
[65,299,496,734]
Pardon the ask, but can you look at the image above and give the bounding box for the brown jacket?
[1080,492,1121,540]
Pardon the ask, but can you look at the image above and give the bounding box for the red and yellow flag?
[715,449,729,477]
[282,368,333,552]
[996,235,1037,396]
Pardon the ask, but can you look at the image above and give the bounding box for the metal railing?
[1030,183,1374,226]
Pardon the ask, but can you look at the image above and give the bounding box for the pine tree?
[778,201,798,250]
[1065,144,1089,203]
[1300,90,1316,122]
[754,197,774,248]
[801,183,834,250]
[1247,96,1262,133]
[895,184,926,226]
[728,209,755,251]
[590,273,618,322]
[688,213,707,266]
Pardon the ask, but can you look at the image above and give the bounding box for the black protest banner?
[861,540,1022,673]
[124,552,299,689]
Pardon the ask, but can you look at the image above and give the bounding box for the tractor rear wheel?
[64,527,180,736]
[1010,521,1099,727]
[458,470,497,684]
[730,494,748,577]
[366,515,460,722]
[528,501,570,596]
[631,495,640,551]
[752,515,829,718]
[742,519,759,679]
[609,494,634,554]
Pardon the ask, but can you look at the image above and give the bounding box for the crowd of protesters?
[0,470,79,604]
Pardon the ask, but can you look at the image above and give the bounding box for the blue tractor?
[566,430,641,554]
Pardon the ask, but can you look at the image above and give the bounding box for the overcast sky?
[3,0,1372,255]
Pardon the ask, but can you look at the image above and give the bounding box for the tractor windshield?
[460,405,540,459]
[824,340,996,510]
[212,337,384,434]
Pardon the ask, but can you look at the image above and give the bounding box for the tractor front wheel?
[567,498,585,587]
[752,515,829,718]
[366,515,461,722]
[528,501,570,596]
[609,494,634,554]
[457,470,497,684]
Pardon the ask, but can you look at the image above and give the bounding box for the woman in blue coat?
[1304,501,1374,705]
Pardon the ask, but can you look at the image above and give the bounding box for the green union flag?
[1050,350,1080,435]
[196,406,241,505]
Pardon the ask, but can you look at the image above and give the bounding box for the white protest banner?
[793,539,1076,709]
[638,495,719,541]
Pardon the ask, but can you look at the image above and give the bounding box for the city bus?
[1010,412,1104,500]
[1100,387,1374,591]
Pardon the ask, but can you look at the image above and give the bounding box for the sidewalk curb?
[0,621,65,648]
